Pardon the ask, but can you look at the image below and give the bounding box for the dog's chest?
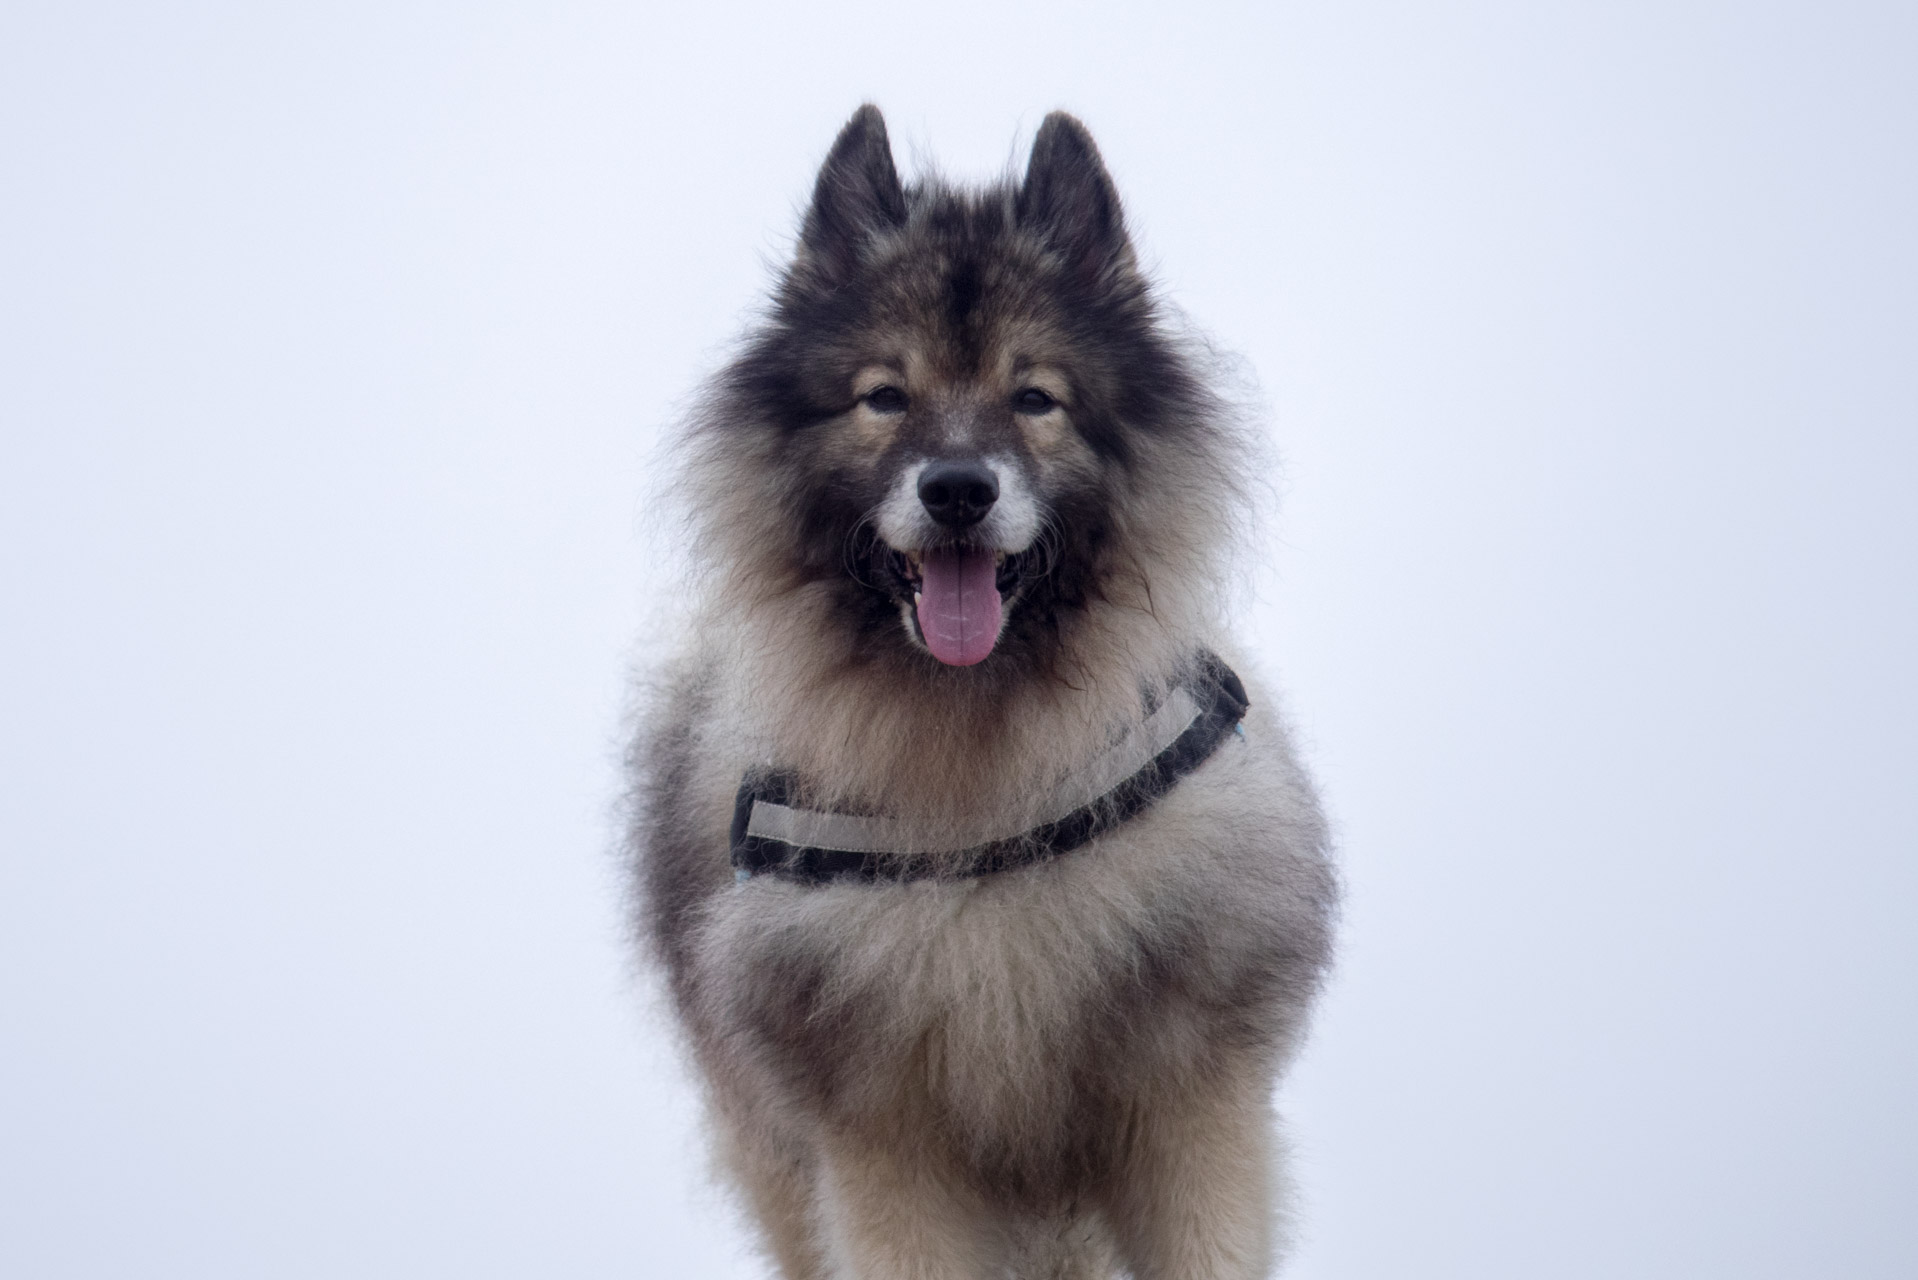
[698,840,1226,1126]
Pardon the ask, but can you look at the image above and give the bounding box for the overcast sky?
[3,2,1913,1277]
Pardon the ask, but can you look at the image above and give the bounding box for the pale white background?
[3,2,1913,1277]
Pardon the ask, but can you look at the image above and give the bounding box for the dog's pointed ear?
[799,105,907,283]
[1017,112,1131,281]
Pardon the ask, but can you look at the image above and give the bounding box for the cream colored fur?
[630,107,1334,1280]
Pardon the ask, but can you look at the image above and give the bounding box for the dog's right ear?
[1017,112,1132,283]
[798,105,907,284]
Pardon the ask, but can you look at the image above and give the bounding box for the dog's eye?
[864,385,908,414]
[1013,387,1056,414]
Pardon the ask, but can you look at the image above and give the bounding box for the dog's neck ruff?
[730,654,1249,885]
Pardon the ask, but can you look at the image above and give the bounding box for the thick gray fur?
[628,105,1337,1279]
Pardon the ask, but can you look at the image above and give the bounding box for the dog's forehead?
[872,340,1063,396]
[858,256,1071,388]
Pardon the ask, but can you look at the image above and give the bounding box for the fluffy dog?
[630,105,1336,1279]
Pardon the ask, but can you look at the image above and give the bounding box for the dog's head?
[691,107,1234,676]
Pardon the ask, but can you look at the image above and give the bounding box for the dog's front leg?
[1104,1068,1278,1280]
[817,1142,1001,1280]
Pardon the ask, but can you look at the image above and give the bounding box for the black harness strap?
[729,653,1249,885]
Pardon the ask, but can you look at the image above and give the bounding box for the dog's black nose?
[918,461,999,528]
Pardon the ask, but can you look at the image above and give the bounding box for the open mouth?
[883,545,1034,666]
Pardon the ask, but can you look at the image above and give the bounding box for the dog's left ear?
[798,104,908,284]
[1017,112,1133,281]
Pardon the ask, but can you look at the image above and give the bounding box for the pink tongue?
[916,547,1003,666]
